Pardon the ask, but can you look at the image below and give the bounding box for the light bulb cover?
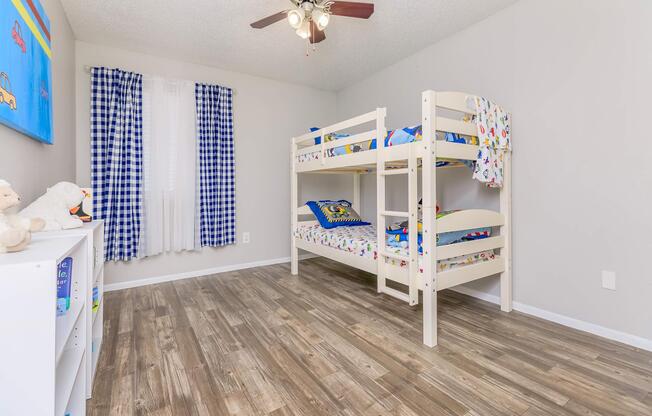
[287,8,304,29]
[313,10,330,30]
[296,19,311,39]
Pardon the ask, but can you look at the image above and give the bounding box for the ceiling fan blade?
[250,11,287,29]
[329,1,374,19]
[310,21,326,44]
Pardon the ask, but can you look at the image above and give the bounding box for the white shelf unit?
[33,221,105,399]
[0,236,87,416]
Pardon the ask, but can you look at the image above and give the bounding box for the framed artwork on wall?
[0,0,53,144]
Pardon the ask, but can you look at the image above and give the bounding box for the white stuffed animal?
[20,181,85,231]
[0,180,44,253]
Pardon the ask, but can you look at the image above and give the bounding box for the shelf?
[55,301,85,364]
[0,236,84,268]
[64,356,86,416]
[55,347,85,416]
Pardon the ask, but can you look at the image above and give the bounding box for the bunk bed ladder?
[376,109,419,306]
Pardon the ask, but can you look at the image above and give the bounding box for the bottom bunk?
[294,222,505,293]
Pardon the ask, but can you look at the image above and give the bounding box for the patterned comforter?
[295,224,495,273]
[297,127,477,168]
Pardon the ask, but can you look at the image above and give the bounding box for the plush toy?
[20,181,85,231]
[69,188,92,222]
[0,180,44,253]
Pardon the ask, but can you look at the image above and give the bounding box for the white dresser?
[33,221,105,399]
[0,235,88,416]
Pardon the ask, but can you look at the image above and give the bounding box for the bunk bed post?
[407,144,419,306]
[500,152,513,311]
[421,90,438,347]
[352,172,361,214]
[375,107,388,294]
[291,137,299,275]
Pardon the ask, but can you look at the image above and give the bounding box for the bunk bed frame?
[290,90,512,347]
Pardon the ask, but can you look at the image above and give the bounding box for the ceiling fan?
[250,1,374,44]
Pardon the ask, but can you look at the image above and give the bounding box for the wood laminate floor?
[88,258,652,416]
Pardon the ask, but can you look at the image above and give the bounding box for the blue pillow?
[306,200,370,229]
[310,127,321,144]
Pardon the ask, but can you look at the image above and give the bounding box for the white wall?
[336,0,652,341]
[0,0,76,204]
[75,41,342,286]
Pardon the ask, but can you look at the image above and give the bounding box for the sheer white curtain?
[141,77,198,256]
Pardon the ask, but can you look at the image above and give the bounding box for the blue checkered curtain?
[195,83,235,247]
[91,67,144,261]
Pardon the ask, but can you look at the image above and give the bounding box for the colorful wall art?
[0,0,53,144]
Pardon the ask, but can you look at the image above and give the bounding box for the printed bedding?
[295,223,496,273]
[385,209,491,254]
[297,126,477,166]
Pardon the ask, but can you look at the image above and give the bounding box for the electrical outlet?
[601,271,616,290]
[242,232,250,244]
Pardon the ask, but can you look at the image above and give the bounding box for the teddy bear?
[0,180,45,253]
[20,181,85,231]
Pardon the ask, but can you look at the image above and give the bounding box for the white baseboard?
[104,253,317,292]
[451,286,652,352]
[450,286,500,305]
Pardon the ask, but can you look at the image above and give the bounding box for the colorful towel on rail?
[472,97,512,188]
[385,210,491,253]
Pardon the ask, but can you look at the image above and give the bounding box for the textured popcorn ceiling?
[61,0,517,91]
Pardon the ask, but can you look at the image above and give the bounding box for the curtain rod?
[83,65,237,95]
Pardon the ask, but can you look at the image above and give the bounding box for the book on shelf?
[92,286,100,312]
[56,257,73,316]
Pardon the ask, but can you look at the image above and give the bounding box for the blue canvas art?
[0,0,52,144]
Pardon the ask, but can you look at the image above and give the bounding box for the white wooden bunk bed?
[290,90,512,347]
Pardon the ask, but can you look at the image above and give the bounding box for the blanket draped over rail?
[472,97,512,188]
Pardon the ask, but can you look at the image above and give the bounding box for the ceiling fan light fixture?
[287,8,304,29]
[313,9,330,30]
[295,19,311,39]
[250,1,375,47]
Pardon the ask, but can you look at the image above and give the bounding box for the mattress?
[295,223,496,273]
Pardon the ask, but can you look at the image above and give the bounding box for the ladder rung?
[381,286,410,302]
[381,168,409,176]
[380,210,409,218]
[379,251,410,262]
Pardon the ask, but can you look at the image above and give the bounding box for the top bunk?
[292,91,481,174]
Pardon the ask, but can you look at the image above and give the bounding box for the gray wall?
[75,42,342,286]
[336,0,652,340]
[0,0,76,204]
